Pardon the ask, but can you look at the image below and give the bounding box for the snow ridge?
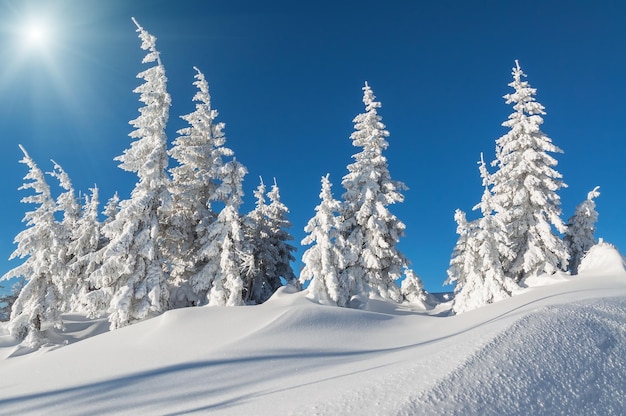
[405,297,626,415]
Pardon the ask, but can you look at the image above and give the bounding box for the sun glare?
[22,20,51,48]
[28,26,44,42]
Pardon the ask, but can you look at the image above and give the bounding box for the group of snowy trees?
[1,22,604,346]
[1,20,296,345]
[446,61,601,314]
[299,83,426,308]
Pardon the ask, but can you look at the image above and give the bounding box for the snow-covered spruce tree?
[339,82,408,304]
[190,160,252,306]
[400,269,434,309]
[79,192,119,318]
[446,209,472,290]
[46,161,81,311]
[65,186,102,313]
[90,18,171,330]
[102,192,120,231]
[452,156,516,314]
[243,178,295,304]
[48,160,81,231]
[300,174,348,306]
[490,61,568,283]
[266,179,297,286]
[164,67,235,307]
[243,179,274,303]
[565,186,600,275]
[1,146,64,346]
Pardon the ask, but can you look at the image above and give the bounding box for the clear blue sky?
[1,0,624,293]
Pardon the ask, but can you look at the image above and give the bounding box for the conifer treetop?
[131,17,162,66]
[587,186,600,201]
[116,18,171,180]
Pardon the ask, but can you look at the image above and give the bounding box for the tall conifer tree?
[66,186,102,313]
[339,83,407,303]
[490,61,568,282]
[190,160,251,306]
[164,67,235,307]
[91,18,171,329]
[2,146,64,346]
[47,161,81,311]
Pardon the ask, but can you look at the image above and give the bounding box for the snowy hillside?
[1,244,625,415]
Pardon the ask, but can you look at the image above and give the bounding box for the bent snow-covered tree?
[1,146,64,346]
[490,61,568,282]
[565,186,600,275]
[164,66,236,307]
[90,18,171,330]
[339,82,408,303]
[300,174,348,306]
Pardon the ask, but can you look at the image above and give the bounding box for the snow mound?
[404,297,626,415]
[0,270,625,415]
[522,270,571,288]
[578,242,625,275]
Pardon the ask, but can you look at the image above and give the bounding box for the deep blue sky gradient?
[1,0,625,292]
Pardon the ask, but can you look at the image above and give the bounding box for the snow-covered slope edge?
[403,296,626,415]
[0,245,624,416]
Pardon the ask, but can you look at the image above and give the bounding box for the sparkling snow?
[1,245,625,415]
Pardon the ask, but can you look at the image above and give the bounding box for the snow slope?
[1,245,625,415]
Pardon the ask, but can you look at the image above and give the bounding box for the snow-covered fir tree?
[300,174,348,306]
[243,178,295,304]
[48,160,81,231]
[400,269,434,309]
[266,179,297,286]
[78,192,120,318]
[451,156,516,314]
[243,179,273,303]
[565,186,600,275]
[1,146,65,346]
[164,67,235,307]
[46,161,81,311]
[90,19,171,329]
[190,160,252,306]
[72,192,120,318]
[490,60,568,282]
[101,192,120,232]
[65,186,102,314]
[339,82,408,303]
[446,209,472,290]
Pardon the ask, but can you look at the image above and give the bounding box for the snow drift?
[1,244,625,415]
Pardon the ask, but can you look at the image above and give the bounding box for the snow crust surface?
[1,245,625,415]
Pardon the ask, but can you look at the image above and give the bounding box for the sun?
[27,26,44,43]
[22,19,52,48]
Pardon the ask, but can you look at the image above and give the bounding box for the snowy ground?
[1,245,625,415]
